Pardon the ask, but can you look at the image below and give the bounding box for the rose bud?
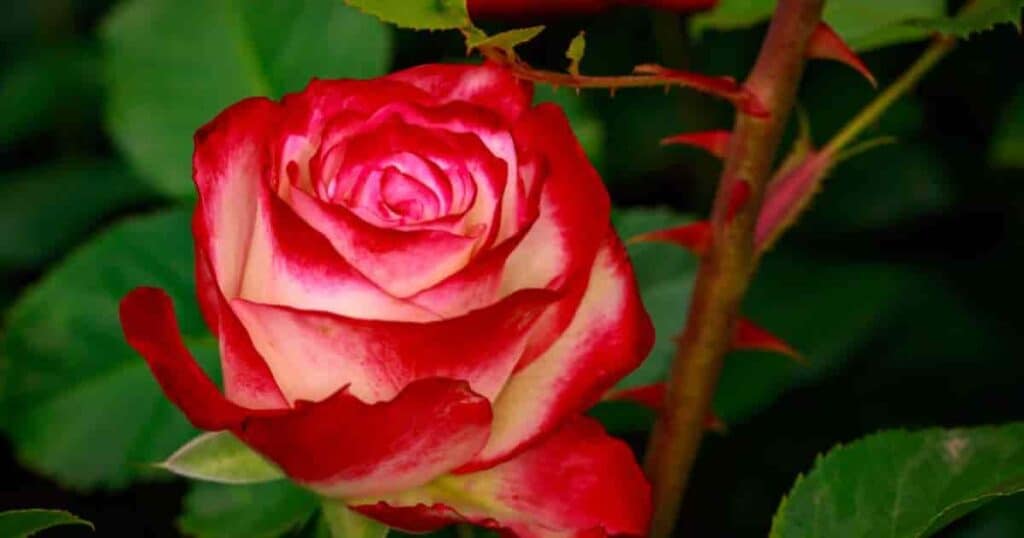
[120,62,653,537]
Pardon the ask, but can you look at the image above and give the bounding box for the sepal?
[158,431,284,485]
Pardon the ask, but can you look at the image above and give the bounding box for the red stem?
[642,1,825,537]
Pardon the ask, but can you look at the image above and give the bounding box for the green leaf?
[771,424,1024,538]
[159,432,284,484]
[0,44,101,146]
[344,0,470,30]
[908,0,1024,39]
[566,31,586,76]
[0,160,153,268]
[321,500,390,538]
[466,26,545,53]
[103,0,392,198]
[179,481,320,538]
[0,509,93,537]
[0,208,217,489]
[692,0,946,52]
[991,85,1024,169]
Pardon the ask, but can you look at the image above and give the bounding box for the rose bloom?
[121,63,653,537]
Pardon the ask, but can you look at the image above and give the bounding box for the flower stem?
[642,1,824,537]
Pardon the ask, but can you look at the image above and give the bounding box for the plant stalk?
[642,1,824,537]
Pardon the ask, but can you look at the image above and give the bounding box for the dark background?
[1,0,1022,536]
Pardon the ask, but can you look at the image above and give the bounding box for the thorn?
[705,412,728,434]
[661,130,731,159]
[807,23,877,88]
[725,180,751,223]
[627,220,712,256]
[733,318,805,363]
[633,64,770,118]
[609,87,617,98]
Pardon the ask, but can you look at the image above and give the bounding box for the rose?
[120,62,653,537]
[468,0,717,19]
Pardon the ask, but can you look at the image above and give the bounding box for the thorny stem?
[642,1,824,537]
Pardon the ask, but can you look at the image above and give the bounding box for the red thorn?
[603,383,728,432]
[733,318,805,363]
[725,180,752,223]
[604,384,665,411]
[661,130,731,159]
[807,23,877,88]
[628,220,712,256]
[633,64,770,117]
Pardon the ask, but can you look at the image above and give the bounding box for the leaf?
[321,500,390,538]
[0,509,93,537]
[908,0,1024,39]
[566,31,586,76]
[0,160,153,268]
[770,424,1024,538]
[0,208,218,490]
[344,0,470,30]
[692,0,946,52]
[991,85,1024,169]
[103,0,392,198]
[466,25,544,53]
[179,481,320,538]
[0,44,101,146]
[159,432,284,484]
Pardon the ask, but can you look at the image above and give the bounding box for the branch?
[642,1,825,537]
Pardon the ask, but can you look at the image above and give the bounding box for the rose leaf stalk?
[642,1,825,537]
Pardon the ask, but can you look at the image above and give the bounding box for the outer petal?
[240,378,493,498]
[193,97,281,299]
[354,417,651,538]
[466,230,654,468]
[385,63,533,124]
[194,209,289,410]
[120,288,493,498]
[120,288,252,429]
[500,103,609,297]
[230,288,558,406]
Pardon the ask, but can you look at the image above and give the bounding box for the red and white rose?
[120,62,653,537]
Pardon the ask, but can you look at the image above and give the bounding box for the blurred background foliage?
[0,0,1021,536]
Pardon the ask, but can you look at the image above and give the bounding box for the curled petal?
[354,417,650,538]
[120,288,493,498]
[465,230,653,469]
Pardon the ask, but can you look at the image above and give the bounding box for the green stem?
[642,1,824,537]
[822,36,955,156]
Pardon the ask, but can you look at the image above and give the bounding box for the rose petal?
[240,378,493,498]
[236,170,437,321]
[354,417,651,538]
[120,288,493,498]
[230,288,558,406]
[385,62,533,124]
[499,103,610,295]
[289,186,479,298]
[464,231,654,468]
[193,97,281,299]
[119,287,252,429]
